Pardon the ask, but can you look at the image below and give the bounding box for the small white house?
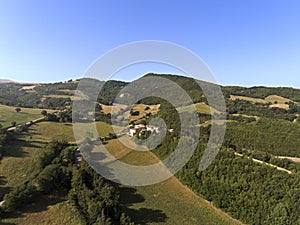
[129,128,137,136]
[129,124,160,136]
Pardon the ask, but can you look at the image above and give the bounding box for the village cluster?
[129,124,174,137]
[129,124,160,137]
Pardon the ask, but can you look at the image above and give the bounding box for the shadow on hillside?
[119,186,168,224]
[17,112,29,115]
[0,176,12,199]
[126,208,167,224]
[29,140,47,145]
[3,139,41,158]
[0,222,16,225]
[119,187,145,205]
[2,192,66,221]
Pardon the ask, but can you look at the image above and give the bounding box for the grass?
[177,102,218,115]
[31,121,123,144]
[31,122,76,143]
[102,139,242,225]
[265,95,291,104]
[101,103,128,114]
[0,104,55,128]
[1,196,83,225]
[0,138,45,199]
[120,177,242,225]
[103,137,159,166]
[230,94,292,109]
[230,95,267,104]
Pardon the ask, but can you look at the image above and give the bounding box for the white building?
[129,124,160,136]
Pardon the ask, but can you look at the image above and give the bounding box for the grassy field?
[103,137,159,166]
[265,95,291,104]
[0,104,55,128]
[1,197,83,225]
[101,103,128,114]
[0,137,45,199]
[31,122,76,143]
[230,95,267,104]
[230,94,291,109]
[177,102,218,115]
[103,140,242,225]
[31,121,123,144]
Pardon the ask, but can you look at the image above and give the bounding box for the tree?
[16,124,28,133]
[41,110,47,116]
[36,164,62,193]
[15,107,21,113]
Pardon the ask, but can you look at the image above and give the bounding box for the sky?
[0,0,300,88]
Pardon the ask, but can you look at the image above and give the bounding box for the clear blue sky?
[1,0,300,87]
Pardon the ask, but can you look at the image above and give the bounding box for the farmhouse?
[129,124,160,137]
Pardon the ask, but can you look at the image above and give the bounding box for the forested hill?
[2,73,300,120]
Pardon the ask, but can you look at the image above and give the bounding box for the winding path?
[234,152,293,174]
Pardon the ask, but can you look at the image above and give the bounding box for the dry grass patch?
[230,95,267,104]
[100,103,128,114]
[265,95,291,104]
[266,95,291,109]
[177,102,219,115]
[269,103,289,109]
[20,85,36,91]
[230,94,292,109]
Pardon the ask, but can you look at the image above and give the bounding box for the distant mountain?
[0,79,14,83]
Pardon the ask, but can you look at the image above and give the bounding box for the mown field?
[32,121,123,144]
[0,104,55,128]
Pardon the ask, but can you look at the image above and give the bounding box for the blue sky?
[0,0,300,87]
